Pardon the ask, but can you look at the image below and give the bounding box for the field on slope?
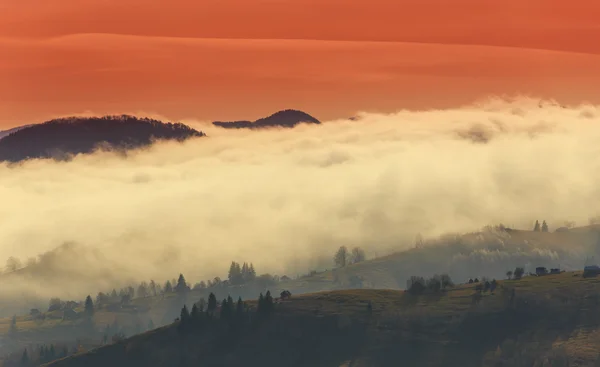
[43,271,600,367]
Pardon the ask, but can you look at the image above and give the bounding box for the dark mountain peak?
[213,109,320,129]
[0,115,204,163]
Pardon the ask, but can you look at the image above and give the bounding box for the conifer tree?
[220,298,229,320]
[241,263,249,282]
[533,220,541,232]
[21,349,28,365]
[248,263,256,281]
[227,295,234,313]
[164,280,173,293]
[236,297,244,320]
[541,220,549,232]
[191,304,199,320]
[175,274,189,294]
[84,295,94,317]
[257,293,265,314]
[207,292,218,316]
[265,291,274,314]
[180,305,190,322]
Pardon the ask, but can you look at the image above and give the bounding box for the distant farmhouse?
[584,265,600,278]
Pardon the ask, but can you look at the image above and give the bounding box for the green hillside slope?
[43,271,600,367]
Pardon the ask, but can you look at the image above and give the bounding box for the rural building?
[584,265,600,278]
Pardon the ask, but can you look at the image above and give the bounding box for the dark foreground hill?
[213,109,320,129]
[0,115,204,163]
[43,272,600,367]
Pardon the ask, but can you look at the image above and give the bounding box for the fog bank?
[1,97,600,300]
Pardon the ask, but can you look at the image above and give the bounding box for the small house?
[584,265,600,278]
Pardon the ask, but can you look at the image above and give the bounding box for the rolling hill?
[0,224,598,365]
[0,115,204,163]
[212,110,320,129]
[41,272,600,367]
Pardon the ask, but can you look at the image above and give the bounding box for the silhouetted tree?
[542,220,549,232]
[334,246,348,267]
[247,264,256,282]
[220,298,229,320]
[193,281,207,290]
[350,247,367,264]
[228,262,244,285]
[9,315,17,339]
[506,270,513,280]
[21,349,28,366]
[196,297,206,312]
[48,298,63,312]
[207,293,218,316]
[257,293,265,314]
[236,297,244,318]
[84,295,94,317]
[264,291,274,314]
[190,304,200,321]
[483,281,491,292]
[175,274,190,294]
[514,267,525,280]
[96,292,108,305]
[137,281,149,298]
[534,220,541,232]
[149,280,157,296]
[164,280,173,293]
[407,276,426,295]
[180,305,190,325]
[426,277,442,292]
[490,279,498,293]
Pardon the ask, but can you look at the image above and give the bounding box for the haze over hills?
[212,109,320,129]
[0,115,204,163]
[42,271,600,367]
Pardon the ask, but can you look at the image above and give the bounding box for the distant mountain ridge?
[213,109,320,129]
[0,124,34,140]
[0,115,204,163]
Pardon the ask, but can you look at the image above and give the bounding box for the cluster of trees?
[177,290,277,333]
[533,220,549,232]
[407,274,454,295]
[506,267,525,280]
[474,278,498,293]
[333,246,367,268]
[4,344,69,367]
[227,262,257,285]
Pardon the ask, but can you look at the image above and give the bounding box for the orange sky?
[1,0,600,127]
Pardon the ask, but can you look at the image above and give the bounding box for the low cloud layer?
[1,97,600,301]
